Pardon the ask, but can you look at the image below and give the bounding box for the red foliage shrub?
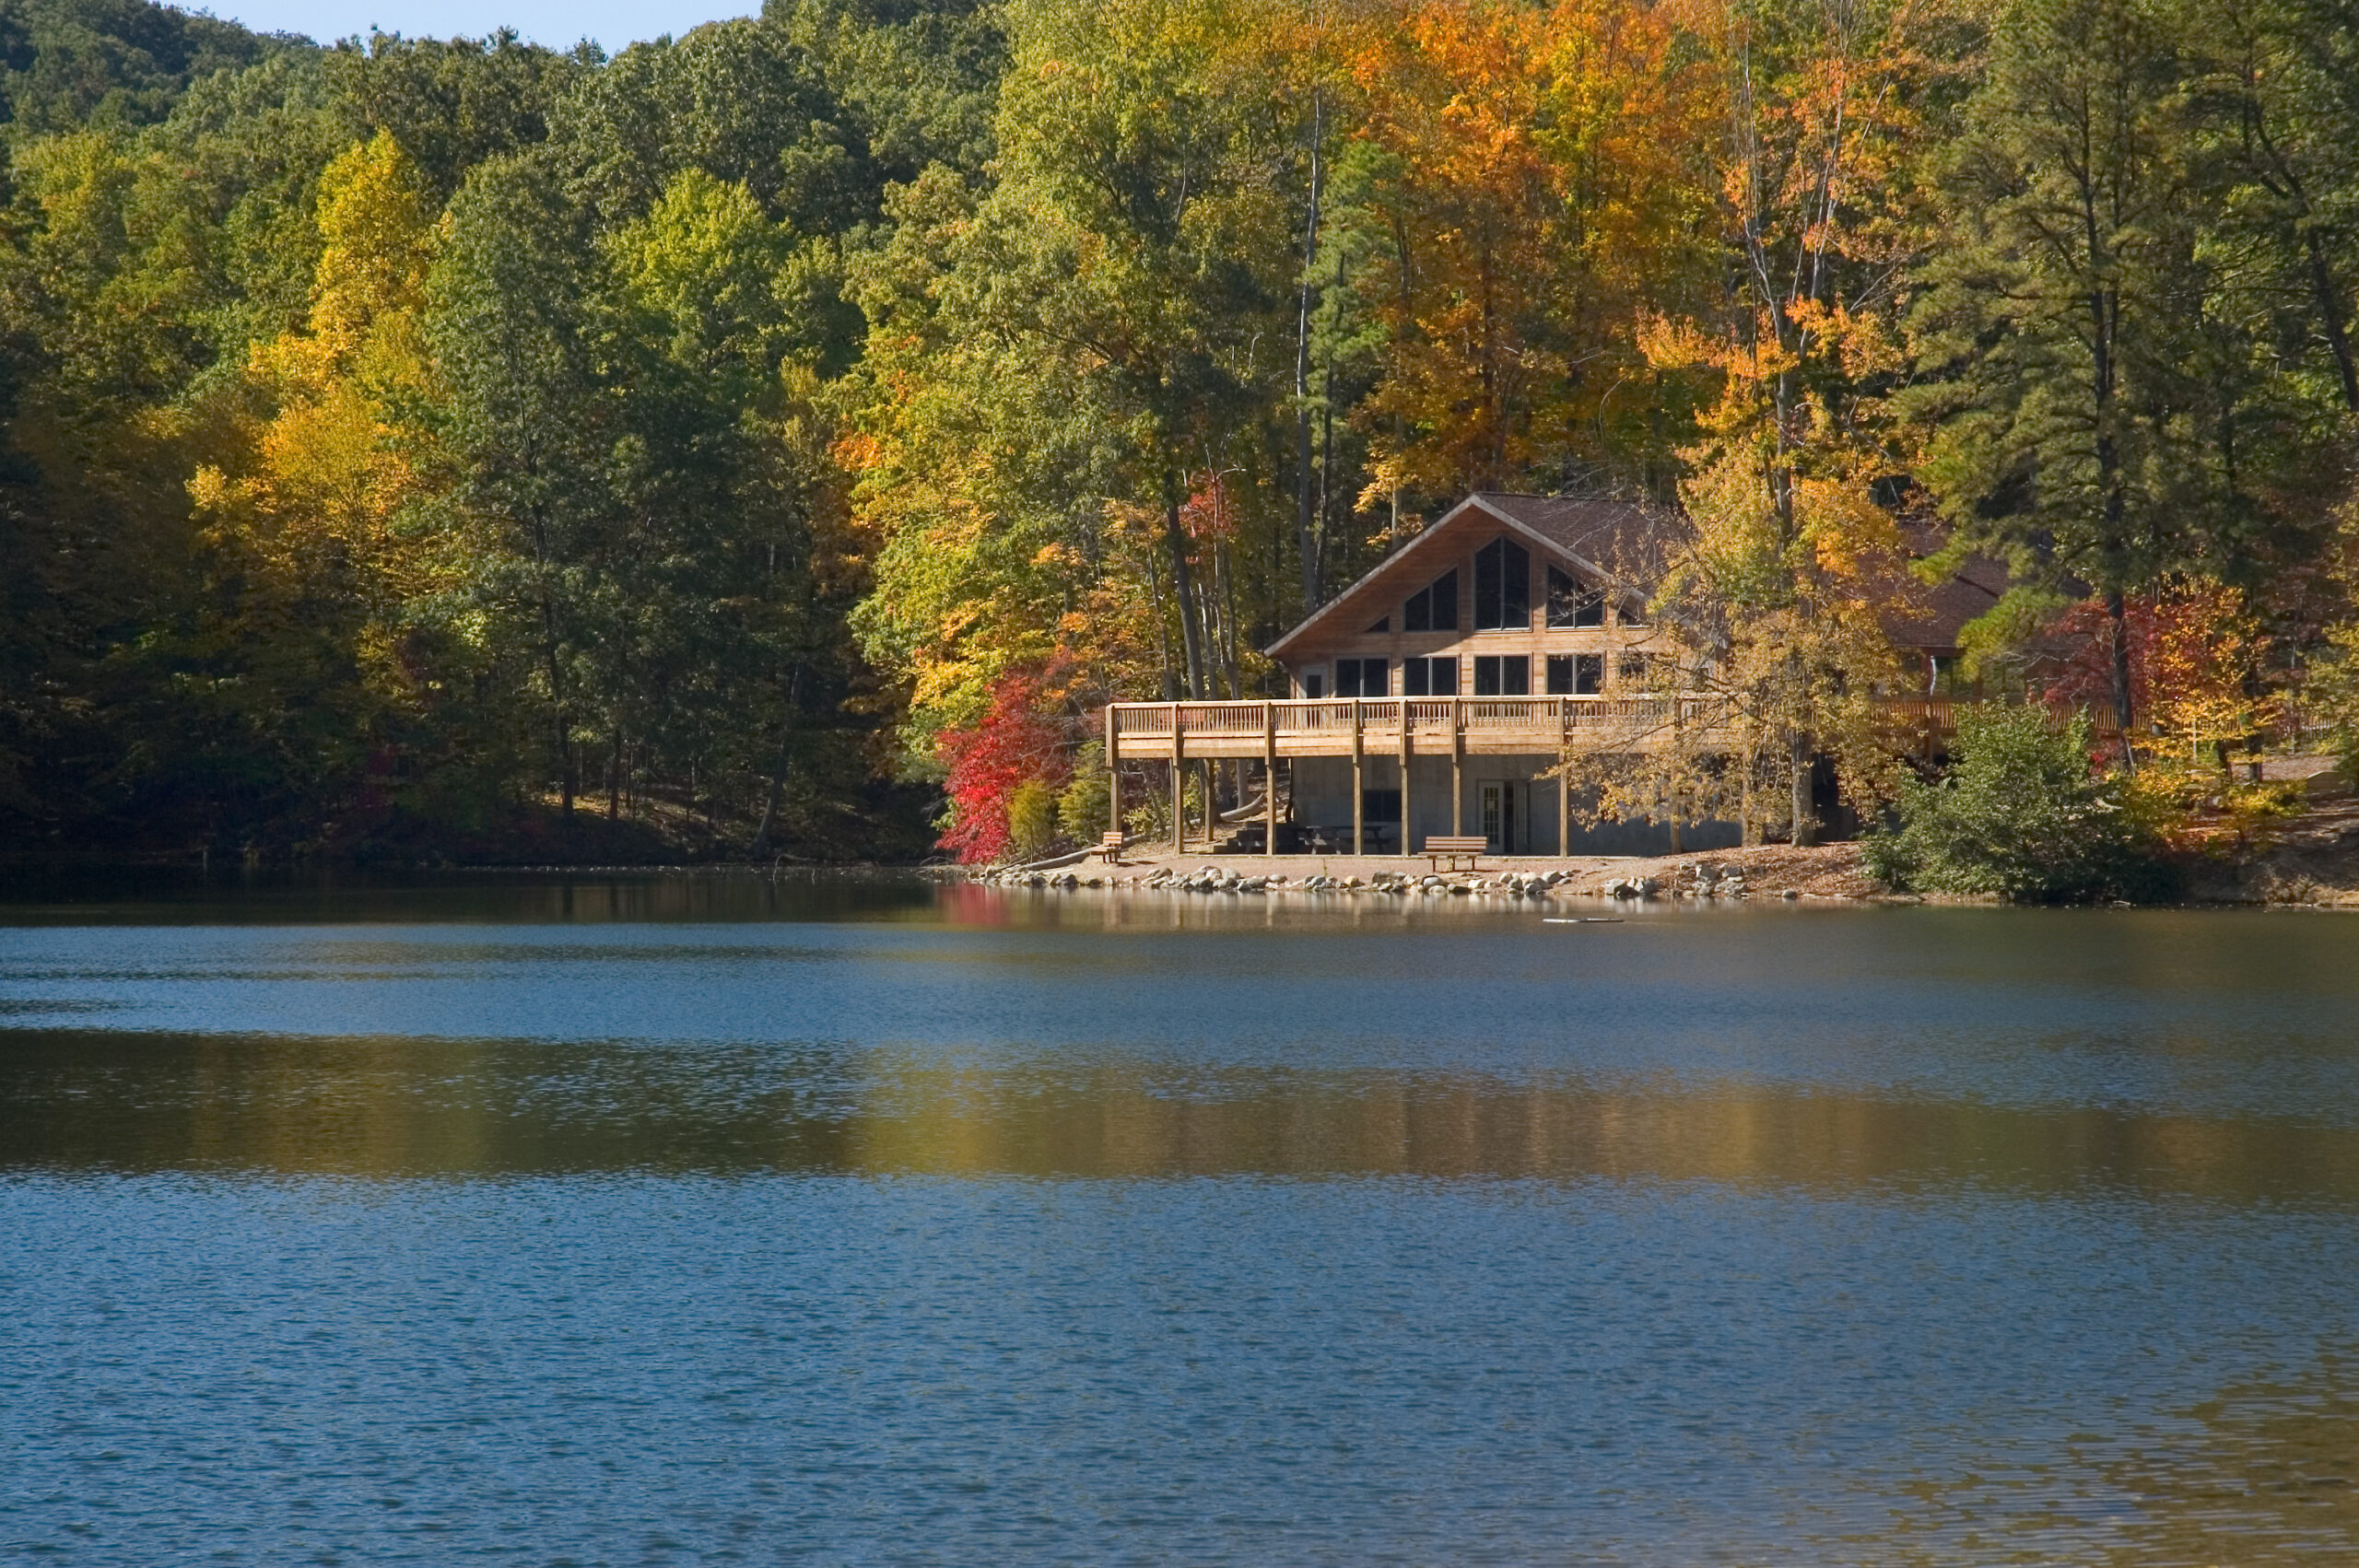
[2039,581,2270,750]
[2041,596,2162,722]
[934,661,1077,863]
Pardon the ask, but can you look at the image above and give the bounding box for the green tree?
[429,149,611,822]
[1905,0,2323,760]
[2176,0,2359,414]
[328,29,588,205]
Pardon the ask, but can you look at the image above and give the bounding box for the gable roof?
[1265,492,1679,659]
[1265,491,2019,661]
[1468,493,1684,581]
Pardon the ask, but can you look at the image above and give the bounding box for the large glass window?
[1333,657,1387,697]
[1549,654,1603,695]
[1402,570,1458,633]
[1473,538,1530,630]
[1547,565,1602,628]
[1473,655,1529,696]
[1401,656,1458,696]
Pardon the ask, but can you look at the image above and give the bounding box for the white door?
[1480,782,1521,853]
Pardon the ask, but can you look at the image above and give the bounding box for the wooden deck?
[1101,696,1988,859]
[1104,696,1968,762]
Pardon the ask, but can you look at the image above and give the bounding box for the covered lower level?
[1281,755,1740,857]
[1102,696,1819,859]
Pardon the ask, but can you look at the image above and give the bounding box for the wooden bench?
[1094,831,1129,863]
[1422,835,1489,872]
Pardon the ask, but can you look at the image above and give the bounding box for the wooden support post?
[1105,706,1121,843]
[1262,701,1277,859]
[1350,700,1364,859]
[1398,698,1413,857]
[1171,716,1185,855]
[1557,696,1570,856]
[1668,698,1683,853]
[1450,696,1463,837]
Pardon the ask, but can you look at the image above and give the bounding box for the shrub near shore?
[1864,706,2178,904]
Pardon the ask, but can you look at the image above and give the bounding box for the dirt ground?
[2183,801,2359,907]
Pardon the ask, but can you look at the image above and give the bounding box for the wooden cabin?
[1103,492,1998,859]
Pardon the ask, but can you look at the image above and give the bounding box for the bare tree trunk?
[2304,229,2359,412]
[1789,728,1814,848]
[1164,487,1207,699]
[522,496,575,830]
[1741,742,1760,847]
[1144,548,1179,700]
[749,684,800,857]
[750,766,786,855]
[556,717,573,824]
[1319,398,1333,595]
[1667,704,1683,853]
[2086,203,2135,772]
[2107,586,2136,771]
[1295,91,1325,614]
[1215,538,1242,698]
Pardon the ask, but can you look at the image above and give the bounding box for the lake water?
[4,872,2357,1564]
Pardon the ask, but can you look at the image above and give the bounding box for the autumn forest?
[3,0,2356,863]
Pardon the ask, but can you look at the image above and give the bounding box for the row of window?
[1380,539,1639,635]
[1317,654,1651,698]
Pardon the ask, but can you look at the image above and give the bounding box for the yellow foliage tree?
[2139,579,2276,775]
[189,131,458,717]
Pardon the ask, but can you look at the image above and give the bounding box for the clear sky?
[202,0,757,52]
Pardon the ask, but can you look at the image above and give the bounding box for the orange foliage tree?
[1336,0,1717,510]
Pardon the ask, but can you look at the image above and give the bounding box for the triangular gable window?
[1402,569,1458,632]
[1367,614,1390,633]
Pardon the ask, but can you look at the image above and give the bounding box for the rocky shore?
[958,844,1882,903]
[949,806,2359,907]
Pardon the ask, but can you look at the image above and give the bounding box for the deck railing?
[1109,694,1782,747]
[1101,696,2145,744]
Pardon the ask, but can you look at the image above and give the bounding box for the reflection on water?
[6,1030,2359,1203]
[4,877,2359,1564]
[2096,1353,2359,1565]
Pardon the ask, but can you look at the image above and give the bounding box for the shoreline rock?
[957,818,2359,908]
